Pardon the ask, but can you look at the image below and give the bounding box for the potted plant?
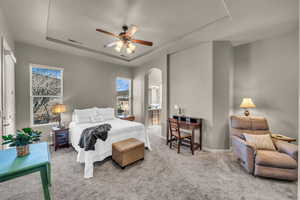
[2,128,42,157]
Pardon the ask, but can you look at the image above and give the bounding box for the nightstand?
[118,115,135,121]
[52,127,69,151]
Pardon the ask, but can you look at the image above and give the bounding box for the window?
[116,77,131,116]
[30,64,63,126]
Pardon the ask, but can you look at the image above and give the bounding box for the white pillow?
[95,108,115,121]
[73,107,97,123]
[89,114,104,123]
[243,133,276,151]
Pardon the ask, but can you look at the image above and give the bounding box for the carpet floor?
[0,132,297,200]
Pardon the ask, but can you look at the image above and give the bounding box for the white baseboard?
[202,147,232,153]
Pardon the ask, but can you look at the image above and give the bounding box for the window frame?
[115,77,132,116]
[29,64,64,127]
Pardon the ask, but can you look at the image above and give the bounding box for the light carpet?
[0,133,297,200]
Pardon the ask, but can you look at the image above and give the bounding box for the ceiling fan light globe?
[116,40,124,48]
[115,46,122,52]
[126,48,133,54]
[128,43,136,51]
[129,26,138,35]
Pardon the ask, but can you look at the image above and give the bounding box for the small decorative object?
[2,128,42,157]
[240,98,256,116]
[123,103,129,116]
[52,104,66,128]
[174,104,183,116]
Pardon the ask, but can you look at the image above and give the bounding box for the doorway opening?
[1,38,16,149]
[146,68,162,137]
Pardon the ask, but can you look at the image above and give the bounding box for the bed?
[69,107,151,178]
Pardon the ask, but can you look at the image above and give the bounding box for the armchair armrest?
[231,136,256,173]
[274,140,298,161]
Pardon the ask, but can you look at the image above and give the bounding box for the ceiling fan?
[96,25,153,54]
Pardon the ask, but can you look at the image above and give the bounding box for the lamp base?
[244,109,250,116]
[58,115,63,128]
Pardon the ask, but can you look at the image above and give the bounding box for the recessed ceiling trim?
[46,36,131,62]
[46,0,232,63]
[130,15,230,61]
[46,15,230,63]
[222,0,232,20]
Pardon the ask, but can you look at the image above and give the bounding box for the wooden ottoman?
[112,138,144,169]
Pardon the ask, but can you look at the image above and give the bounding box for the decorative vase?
[16,145,30,157]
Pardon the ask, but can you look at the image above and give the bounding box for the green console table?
[0,142,51,200]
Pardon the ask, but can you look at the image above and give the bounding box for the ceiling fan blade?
[96,28,119,38]
[126,25,139,36]
[104,41,118,48]
[131,39,153,46]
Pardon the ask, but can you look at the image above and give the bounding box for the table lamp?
[52,104,66,128]
[240,98,256,116]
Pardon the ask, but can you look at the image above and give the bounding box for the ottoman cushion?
[112,138,144,168]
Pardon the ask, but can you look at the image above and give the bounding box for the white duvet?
[69,118,151,178]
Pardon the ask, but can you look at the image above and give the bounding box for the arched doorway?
[145,68,162,137]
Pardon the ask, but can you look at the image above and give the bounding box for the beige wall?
[169,42,234,150]
[234,30,299,140]
[169,42,214,147]
[211,41,234,149]
[15,42,133,139]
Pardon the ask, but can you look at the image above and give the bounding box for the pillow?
[95,108,115,120]
[76,114,90,123]
[243,133,276,151]
[89,114,104,123]
[73,107,97,123]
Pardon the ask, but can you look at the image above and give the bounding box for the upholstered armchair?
[230,115,298,181]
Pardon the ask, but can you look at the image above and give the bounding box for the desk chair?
[168,118,194,154]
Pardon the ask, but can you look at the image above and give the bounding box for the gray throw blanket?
[78,124,112,151]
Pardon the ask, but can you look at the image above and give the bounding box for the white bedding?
[69,118,151,178]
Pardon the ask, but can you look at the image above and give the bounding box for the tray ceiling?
[0,0,297,66]
[47,0,229,62]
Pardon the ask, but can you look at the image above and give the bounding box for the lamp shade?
[240,98,256,108]
[52,104,66,114]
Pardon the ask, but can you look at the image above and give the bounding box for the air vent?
[68,38,82,44]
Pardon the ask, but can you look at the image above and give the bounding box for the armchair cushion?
[256,150,297,169]
[231,116,251,129]
[274,140,298,161]
[230,116,271,139]
[251,117,269,130]
[243,133,276,151]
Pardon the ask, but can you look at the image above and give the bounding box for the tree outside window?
[30,64,63,126]
[116,77,131,116]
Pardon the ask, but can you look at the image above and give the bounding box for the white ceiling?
[0,0,298,66]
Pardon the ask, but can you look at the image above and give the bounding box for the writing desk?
[167,116,203,151]
[0,142,51,200]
